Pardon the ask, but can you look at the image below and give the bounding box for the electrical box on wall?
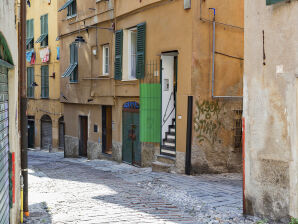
[184,0,191,9]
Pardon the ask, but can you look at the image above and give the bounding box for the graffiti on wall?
[194,100,222,144]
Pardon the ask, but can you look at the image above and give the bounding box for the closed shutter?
[266,0,285,5]
[114,30,123,80]
[41,118,52,149]
[27,67,34,98]
[41,66,49,98]
[136,23,146,79]
[0,65,9,223]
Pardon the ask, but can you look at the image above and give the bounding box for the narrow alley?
[25,150,259,224]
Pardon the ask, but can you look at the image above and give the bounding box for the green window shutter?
[41,66,49,98]
[114,30,123,80]
[44,14,48,34]
[266,0,285,5]
[26,20,29,38]
[41,16,44,35]
[136,23,146,79]
[70,43,74,64]
[30,19,34,39]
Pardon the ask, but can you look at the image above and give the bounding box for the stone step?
[166,133,175,140]
[152,161,174,173]
[169,128,175,133]
[157,154,176,165]
[164,141,175,147]
[161,145,176,157]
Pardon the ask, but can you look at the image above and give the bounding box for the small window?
[26,19,34,50]
[27,67,34,98]
[61,43,78,82]
[102,45,109,75]
[41,66,49,98]
[67,0,77,17]
[128,28,137,80]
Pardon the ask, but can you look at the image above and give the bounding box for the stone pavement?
[24,150,260,224]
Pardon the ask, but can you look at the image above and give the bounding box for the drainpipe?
[19,0,29,217]
[209,8,216,98]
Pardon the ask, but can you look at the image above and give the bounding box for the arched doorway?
[122,102,141,166]
[40,115,52,149]
[58,116,65,150]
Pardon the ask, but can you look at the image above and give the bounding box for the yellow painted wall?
[27,0,63,148]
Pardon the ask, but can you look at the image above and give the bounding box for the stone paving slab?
[24,150,261,224]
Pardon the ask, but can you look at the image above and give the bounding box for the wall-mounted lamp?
[75,36,86,48]
[50,72,56,79]
[31,82,38,87]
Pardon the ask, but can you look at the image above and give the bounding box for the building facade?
[244,0,298,221]
[26,0,64,151]
[0,0,21,223]
[59,0,243,174]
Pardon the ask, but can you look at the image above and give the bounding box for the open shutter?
[114,30,123,80]
[44,14,48,34]
[266,0,285,5]
[136,23,146,79]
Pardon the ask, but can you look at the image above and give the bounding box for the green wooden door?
[0,65,9,223]
[122,109,141,166]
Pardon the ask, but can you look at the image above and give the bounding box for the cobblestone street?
[25,150,260,224]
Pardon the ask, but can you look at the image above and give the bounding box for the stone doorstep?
[152,161,174,173]
[157,154,176,165]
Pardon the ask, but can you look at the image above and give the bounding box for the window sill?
[66,14,77,20]
[69,81,78,84]
[40,97,49,99]
[121,79,138,82]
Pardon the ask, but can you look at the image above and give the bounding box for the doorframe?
[160,51,178,155]
[28,116,35,148]
[102,105,112,155]
[79,115,88,157]
[58,116,65,150]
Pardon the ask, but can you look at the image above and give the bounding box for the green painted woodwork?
[58,0,74,12]
[266,0,285,5]
[69,43,78,82]
[27,67,34,98]
[136,23,146,79]
[122,111,141,165]
[140,83,161,142]
[0,32,13,66]
[41,65,49,98]
[26,19,34,50]
[0,65,9,224]
[37,14,48,47]
[114,30,123,80]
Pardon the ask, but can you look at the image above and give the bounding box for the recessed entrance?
[41,115,52,149]
[79,116,88,157]
[58,116,65,150]
[122,102,141,166]
[161,54,177,157]
[28,116,35,148]
[102,106,112,155]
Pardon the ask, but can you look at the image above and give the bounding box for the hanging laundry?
[56,47,60,60]
[40,47,50,63]
[30,52,36,65]
[26,50,34,63]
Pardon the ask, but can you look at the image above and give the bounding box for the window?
[26,19,34,50]
[27,67,34,98]
[102,45,109,75]
[128,29,137,80]
[266,0,285,5]
[114,23,146,81]
[67,0,77,17]
[62,43,78,83]
[36,14,48,47]
[41,66,49,98]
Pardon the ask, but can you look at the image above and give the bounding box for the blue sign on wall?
[123,102,140,109]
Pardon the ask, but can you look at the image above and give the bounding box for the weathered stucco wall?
[0,0,21,223]
[244,0,298,221]
[190,0,244,174]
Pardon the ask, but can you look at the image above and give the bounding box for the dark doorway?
[102,106,112,155]
[28,116,35,148]
[58,116,65,150]
[79,116,88,157]
[122,102,141,166]
[41,115,52,149]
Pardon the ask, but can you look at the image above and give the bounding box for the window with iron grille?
[102,45,110,75]
[41,66,49,98]
[27,67,34,98]
[233,109,243,152]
